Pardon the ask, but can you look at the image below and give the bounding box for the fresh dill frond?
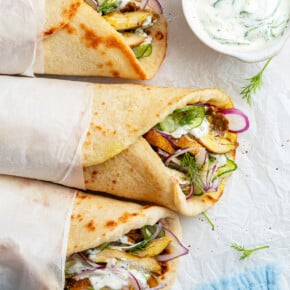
[231,243,269,260]
[240,57,272,106]
[202,212,215,231]
[180,152,201,180]
[180,152,205,191]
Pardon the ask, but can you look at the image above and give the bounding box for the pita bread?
[36,0,167,79]
[0,174,181,289]
[0,80,238,216]
[81,85,237,216]
[68,191,181,289]
[43,0,81,38]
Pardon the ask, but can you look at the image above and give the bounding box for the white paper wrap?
[0,0,41,76]
[0,175,76,290]
[0,76,93,189]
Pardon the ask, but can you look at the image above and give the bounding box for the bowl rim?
[181,0,290,63]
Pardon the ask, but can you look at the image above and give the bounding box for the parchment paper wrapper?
[0,0,43,76]
[0,175,76,290]
[0,76,93,189]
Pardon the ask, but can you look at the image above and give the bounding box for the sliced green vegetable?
[158,106,205,133]
[174,106,205,129]
[97,0,120,14]
[194,192,204,196]
[141,225,165,240]
[133,43,152,59]
[158,115,176,132]
[213,158,237,181]
[141,225,154,240]
[96,241,111,252]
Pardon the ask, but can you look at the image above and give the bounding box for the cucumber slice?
[132,43,152,59]
[158,115,176,132]
[174,106,205,129]
[213,158,237,181]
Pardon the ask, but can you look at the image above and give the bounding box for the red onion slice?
[72,266,106,280]
[164,147,196,165]
[140,0,149,9]
[109,266,141,290]
[185,184,195,200]
[218,108,250,133]
[85,0,99,9]
[147,0,163,13]
[153,129,179,149]
[77,253,101,268]
[195,147,207,166]
[150,223,163,240]
[157,227,188,262]
[156,148,170,160]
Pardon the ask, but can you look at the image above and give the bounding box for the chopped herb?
[98,0,120,14]
[87,287,94,290]
[231,243,269,260]
[240,58,272,106]
[158,106,205,132]
[181,153,202,182]
[174,106,205,129]
[202,212,215,231]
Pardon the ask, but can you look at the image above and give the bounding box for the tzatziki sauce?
[197,0,290,50]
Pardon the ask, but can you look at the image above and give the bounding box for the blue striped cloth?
[197,264,281,290]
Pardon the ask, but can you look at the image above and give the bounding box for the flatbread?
[68,191,181,290]
[81,85,237,216]
[43,0,81,38]
[37,0,167,79]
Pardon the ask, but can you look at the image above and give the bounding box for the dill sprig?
[180,152,201,181]
[202,211,215,231]
[240,58,272,106]
[231,243,269,260]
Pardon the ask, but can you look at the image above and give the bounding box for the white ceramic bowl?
[182,0,290,63]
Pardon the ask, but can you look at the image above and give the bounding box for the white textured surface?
[0,77,93,189]
[0,175,76,290]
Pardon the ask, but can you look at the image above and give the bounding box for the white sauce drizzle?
[169,118,210,139]
[210,154,227,167]
[197,0,290,49]
[89,270,127,290]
